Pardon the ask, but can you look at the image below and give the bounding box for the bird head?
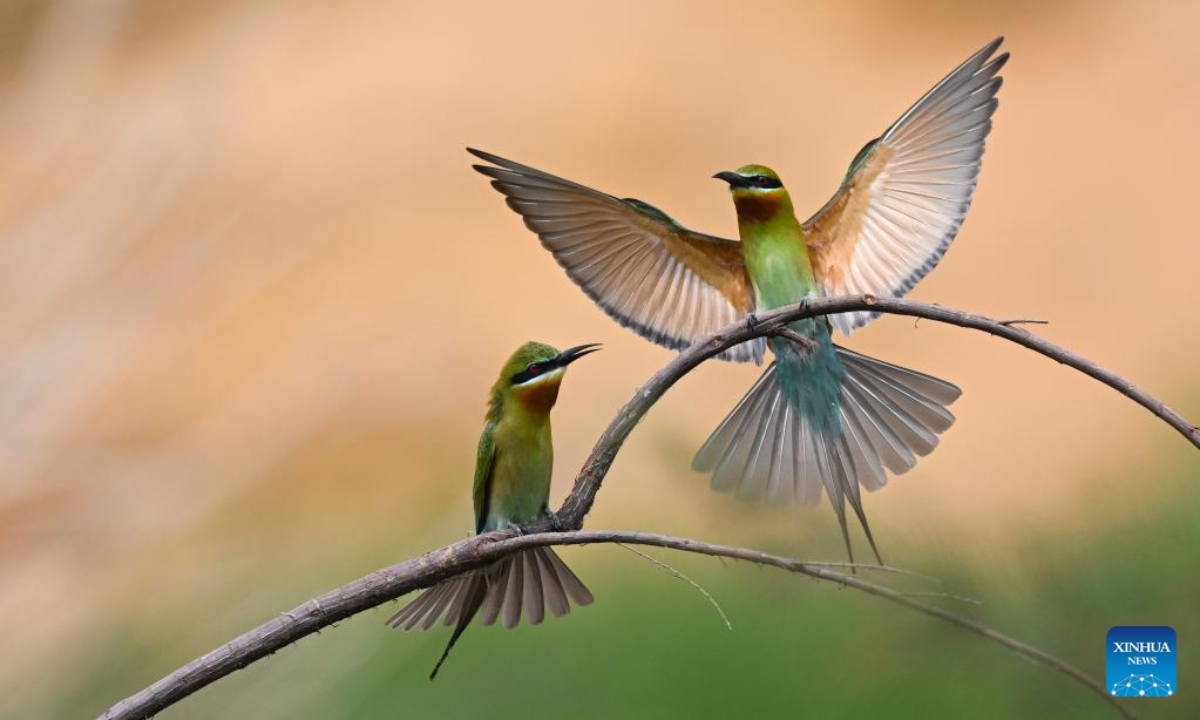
[713,165,793,223]
[490,341,601,417]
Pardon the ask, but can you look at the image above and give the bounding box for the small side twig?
[617,543,732,631]
[790,561,943,584]
[897,590,983,606]
[774,326,818,352]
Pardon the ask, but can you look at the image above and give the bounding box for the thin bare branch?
[98,295,1181,720]
[617,543,732,631]
[99,530,1135,720]
[896,590,983,606]
[495,532,1132,719]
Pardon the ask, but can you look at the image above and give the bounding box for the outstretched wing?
[805,38,1008,335]
[470,149,763,364]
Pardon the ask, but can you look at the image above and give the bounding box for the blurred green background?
[1,1,1197,718]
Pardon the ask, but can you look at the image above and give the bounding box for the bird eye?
[526,362,542,374]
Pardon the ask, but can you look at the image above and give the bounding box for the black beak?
[713,170,751,189]
[554,343,602,367]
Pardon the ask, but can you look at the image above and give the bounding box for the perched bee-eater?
[468,39,1007,562]
[387,341,599,678]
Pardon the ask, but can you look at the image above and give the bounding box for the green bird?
[468,39,1007,562]
[387,341,598,678]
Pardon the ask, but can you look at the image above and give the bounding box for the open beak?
[555,343,602,368]
[713,170,751,189]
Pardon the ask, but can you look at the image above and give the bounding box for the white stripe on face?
[514,366,565,388]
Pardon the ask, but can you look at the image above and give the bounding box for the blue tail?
[693,341,961,564]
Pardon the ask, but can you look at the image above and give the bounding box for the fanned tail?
[386,548,592,678]
[692,346,960,564]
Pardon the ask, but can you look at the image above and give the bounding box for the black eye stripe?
[510,361,551,385]
[751,175,781,189]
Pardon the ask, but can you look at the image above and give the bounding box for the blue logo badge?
[1107,626,1176,698]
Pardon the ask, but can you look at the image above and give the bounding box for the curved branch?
[100,295,1184,719]
[510,532,1134,720]
[98,530,1134,720]
[557,295,1198,527]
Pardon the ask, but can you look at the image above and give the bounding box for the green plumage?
[698,163,961,566]
[732,166,845,435]
[389,341,597,679]
[475,341,561,533]
[471,424,497,533]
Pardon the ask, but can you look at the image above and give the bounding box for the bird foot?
[542,508,564,532]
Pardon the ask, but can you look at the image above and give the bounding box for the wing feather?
[805,38,1008,335]
[470,149,763,363]
[472,423,497,535]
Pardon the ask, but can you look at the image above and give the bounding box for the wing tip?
[986,51,1011,78]
[466,147,533,175]
[466,146,496,163]
[979,36,1005,59]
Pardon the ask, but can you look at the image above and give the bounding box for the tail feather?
[540,547,594,606]
[420,580,458,631]
[533,549,571,617]
[692,346,960,562]
[838,399,887,491]
[442,574,473,627]
[794,413,823,505]
[848,370,939,455]
[385,576,458,631]
[762,401,796,506]
[478,558,507,626]
[852,352,962,406]
[387,547,591,677]
[429,574,487,679]
[736,385,786,502]
[849,354,956,429]
[501,551,525,630]
[705,369,775,495]
[841,380,917,474]
[829,425,882,564]
[811,425,855,562]
[521,551,545,626]
[384,585,428,630]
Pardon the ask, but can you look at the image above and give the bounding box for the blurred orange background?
[1,1,1197,717]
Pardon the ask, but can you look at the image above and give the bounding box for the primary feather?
[470,149,763,364]
[805,38,1008,334]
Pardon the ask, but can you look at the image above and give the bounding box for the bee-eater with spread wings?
[387,341,598,679]
[468,39,1007,562]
